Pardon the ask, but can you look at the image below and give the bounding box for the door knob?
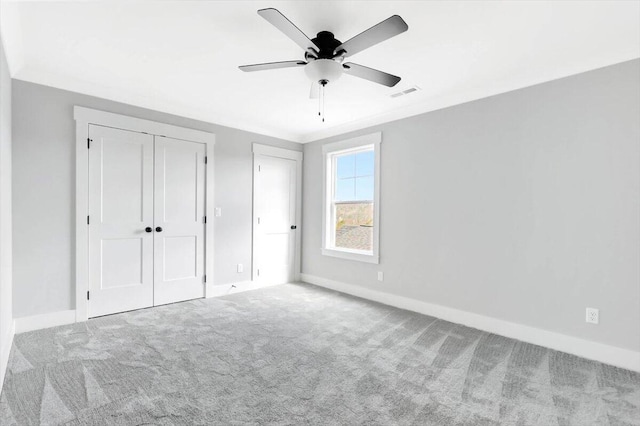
[291,225,297,230]
[155,227,163,232]
[145,227,152,233]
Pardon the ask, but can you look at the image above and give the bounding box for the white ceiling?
[1,1,639,143]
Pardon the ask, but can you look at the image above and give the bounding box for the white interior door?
[88,125,154,317]
[254,155,297,284]
[153,137,206,306]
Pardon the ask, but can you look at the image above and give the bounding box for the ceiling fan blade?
[309,82,318,99]
[239,60,307,72]
[258,8,319,52]
[342,62,401,87]
[334,15,408,57]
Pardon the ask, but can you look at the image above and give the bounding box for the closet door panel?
[88,125,154,317]
[153,137,206,306]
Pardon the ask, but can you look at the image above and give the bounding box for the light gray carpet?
[1,283,639,425]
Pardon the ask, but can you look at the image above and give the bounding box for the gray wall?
[302,60,640,352]
[0,36,13,383]
[12,80,301,318]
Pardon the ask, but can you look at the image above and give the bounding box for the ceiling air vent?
[390,85,421,98]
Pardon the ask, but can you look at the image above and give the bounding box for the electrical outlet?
[377,271,384,281]
[237,264,243,273]
[586,307,599,324]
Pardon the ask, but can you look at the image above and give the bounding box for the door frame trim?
[252,144,303,283]
[74,106,215,322]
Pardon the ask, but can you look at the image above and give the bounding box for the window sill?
[321,248,379,264]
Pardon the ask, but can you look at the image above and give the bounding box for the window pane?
[336,154,355,179]
[355,150,374,177]
[335,178,355,201]
[355,176,374,201]
[334,202,373,251]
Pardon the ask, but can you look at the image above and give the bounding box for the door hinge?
[257,269,260,277]
[204,275,207,283]
[87,215,90,225]
[257,217,260,225]
[205,156,208,164]
[204,216,207,224]
[87,291,90,300]
[87,138,92,149]
[258,165,261,172]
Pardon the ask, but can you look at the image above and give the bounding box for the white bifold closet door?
[88,125,206,318]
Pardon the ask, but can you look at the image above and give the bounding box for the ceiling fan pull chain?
[322,84,325,122]
[318,82,324,122]
[318,84,321,118]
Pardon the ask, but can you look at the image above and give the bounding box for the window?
[322,133,380,263]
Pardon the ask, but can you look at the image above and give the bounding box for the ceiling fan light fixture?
[304,59,343,84]
[239,8,409,122]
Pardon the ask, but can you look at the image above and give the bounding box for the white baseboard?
[15,310,77,334]
[14,283,282,333]
[207,280,283,298]
[301,273,640,372]
[0,319,16,392]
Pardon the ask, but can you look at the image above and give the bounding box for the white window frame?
[322,132,381,264]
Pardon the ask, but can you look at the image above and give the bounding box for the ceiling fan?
[239,8,409,98]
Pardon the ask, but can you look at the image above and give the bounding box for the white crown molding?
[301,273,640,372]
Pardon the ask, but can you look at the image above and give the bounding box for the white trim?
[322,132,381,264]
[321,132,382,154]
[74,106,216,144]
[15,310,76,334]
[252,144,303,161]
[75,106,216,320]
[252,143,303,282]
[208,281,284,298]
[204,140,216,298]
[300,273,640,372]
[321,248,380,264]
[75,116,89,322]
[0,320,15,393]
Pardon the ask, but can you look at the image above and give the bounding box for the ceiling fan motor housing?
[308,31,343,59]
